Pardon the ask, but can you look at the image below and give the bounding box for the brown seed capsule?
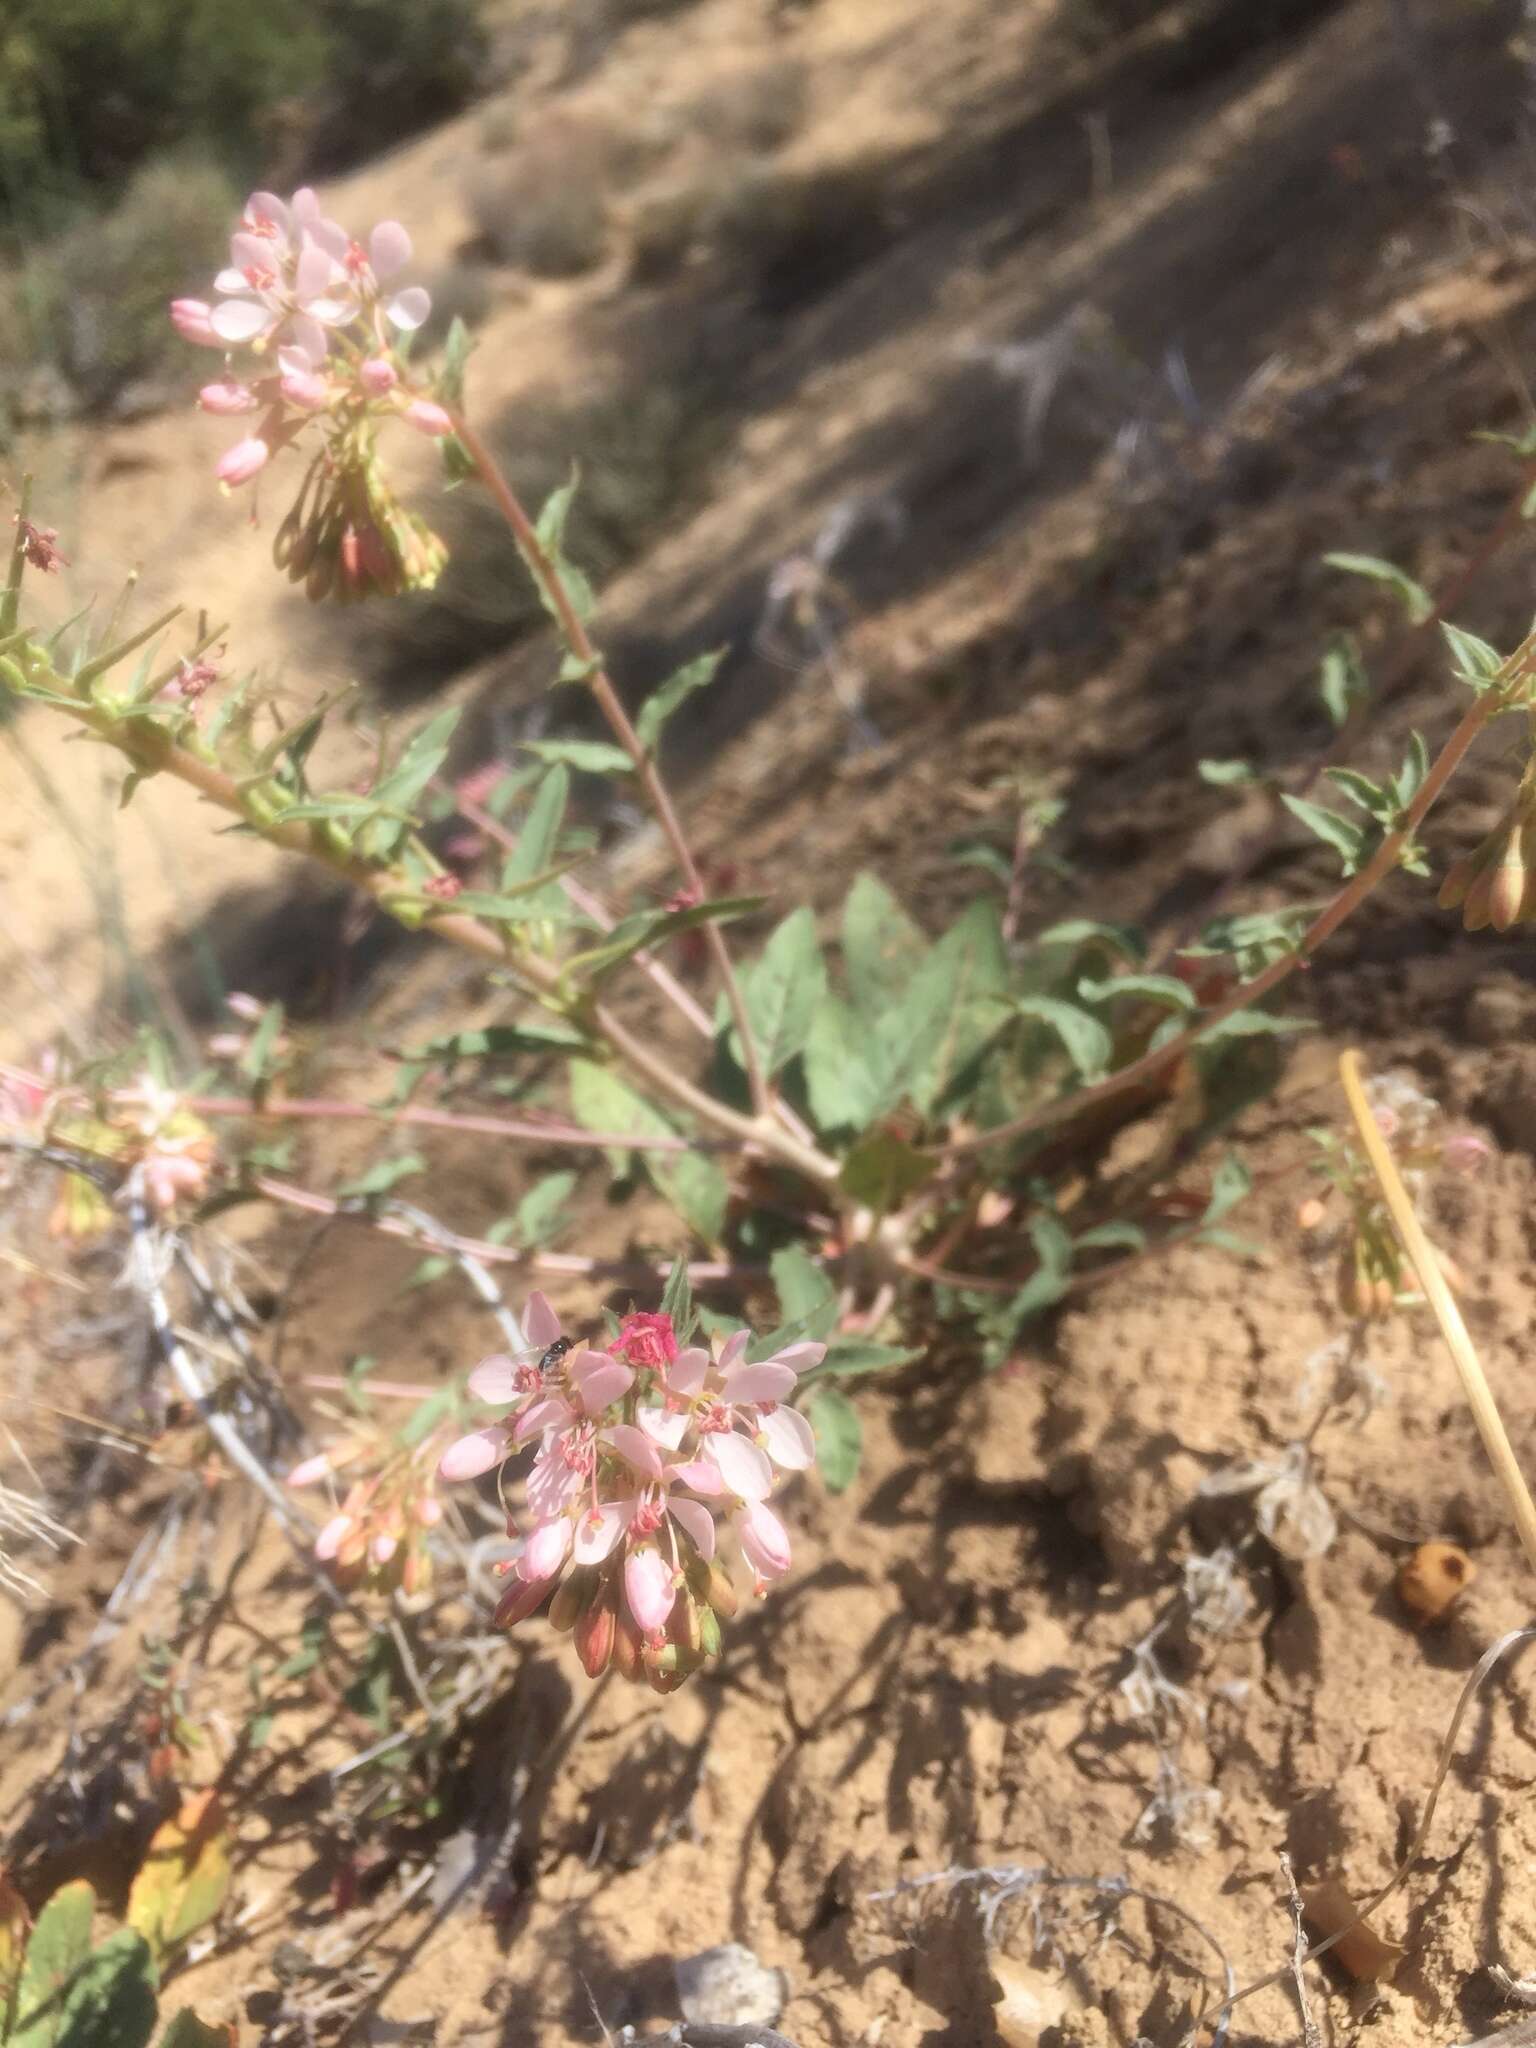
[1489,831,1527,932]
[575,1589,616,1676]
[494,1570,551,1628]
[706,1561,738,1620]
[611,1614,644,1683]
[548,1568,592,1634]
[1438,853,1476,911]
[1397,1541,1476,1624]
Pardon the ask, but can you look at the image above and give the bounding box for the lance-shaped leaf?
[1281,794,1368,873]
[357,706,462,860]
[126,1791,232,1965]
[501,764,569,892]
[1318,633,1368,727]
[1077,972,1196,1013]
[1013,995,1113,1081]
[1323,550,1432,623]
[532,473,596,623]
[1442,620,1505,692]
[564,896,760,986]
[635,649,725,756]
[521,738,634,775]
[803,995,884,1136]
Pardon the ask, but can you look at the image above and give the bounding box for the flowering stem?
[447,412,778,1129]
[25,693,838,1186]
[252,1172,756,1284]
[929,667,1519,1163]
[185,1090,730,1155]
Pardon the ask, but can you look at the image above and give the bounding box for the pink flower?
[737,1499,792,1586]
[361,356,399,396]
[170,299,222,346]
[140,1147,209,1213]
[216,437,270,489]
[404,399,453,437]
[611,1311,678,1372]
[277,346,330,412]
[197,379,258,416]
[1443,1133,1493,1175]
[624,1546,676,1639]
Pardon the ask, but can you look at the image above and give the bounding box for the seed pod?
[1336,1244,1369,1321]
[1489,827,1526,932]
[494,1571,551,1629]
[611,1613,643,1683]
[574,1589,616,1677]
[1398,1541,1475,1624]
[548,1568,592,1634]
[706,1561,739,1620]
[671,1592,703,1659]
[699,1605,723,1660]
[1373,1274,1395,1316]
[1438,853,1477,911]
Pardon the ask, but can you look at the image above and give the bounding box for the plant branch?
[185,1089,728,1155]
[448,412,777,1127]
[930,662,1521,1163]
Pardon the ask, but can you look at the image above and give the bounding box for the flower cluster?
[171,187,450,603]
[288,1430,443,1597]
[1296,1071,1488,1320]
[439,1295,822,1692]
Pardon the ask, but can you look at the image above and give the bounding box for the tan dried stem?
[1339,1046,1536,1576]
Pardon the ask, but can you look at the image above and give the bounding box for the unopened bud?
[494,1572,552,1628]
[611,1613,643,1683]
[1437,852,1477,911]
[548,1567,592,1634]
[1296,1196,1328,1232]
[1489,829,1526,932]
[698,1605,723,1659]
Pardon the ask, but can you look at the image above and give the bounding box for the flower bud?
[706,1561,738,1619]
[170,298,222,346]
[548,1566,593,1634]
[1437,852,1477,911]
[698,1604,723,1659]
[494,1572,552,1628]
[1296,1196,1327,1232]
[361,356,399,396]
[216,436,270,489]
[404,398,453,437]
[611,1612,644,1682]
[1462,861,1495,932]
[199,379,259,416]
[280,367,331,412]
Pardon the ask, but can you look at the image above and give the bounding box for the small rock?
[1397,1541,1476,1625]
[675,1944,787,2029]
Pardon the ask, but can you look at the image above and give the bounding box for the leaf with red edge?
[126,1791,231,1965]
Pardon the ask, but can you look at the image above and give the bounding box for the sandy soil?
[10,2,1536,2045]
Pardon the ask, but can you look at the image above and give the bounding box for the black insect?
[538,1336,572,1378]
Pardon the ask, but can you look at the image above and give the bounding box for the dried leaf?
[126,1790,232,1965]
[0,1866,31,2032]
[1301,1878,1405,1983]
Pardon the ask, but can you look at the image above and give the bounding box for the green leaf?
[1393,729,1431,810]
[401,1018,592,1065]
[1077,973,1196,1012]
[521,738,634,775]
[1194,1226,1265,1259]
[501,764,569,892]
[635,649,725,756]
[1324,550,1433,623]
[1442,621,1505,691]
[13,1880,95,2048]
[803,995,885,1135]
[1199,1151,1252,1228]
[1191,1007,1312,1044]
[659,1255,696,1342]
[1198,758,1259,787]
[338,1153,426,1200]
[566,1062,727,1242]
[770,1243,837,1330]
[945,839,1014,885]
[514,1171,576,1247]
[1032,918,1145,963]
[566,896,760,985]
[1318,633,1369,727]
[736,907,827,1075]
[908,900,1011,1116]
[533,472,596,623]
[1013,996,1113,1080]
[1281,794,1367,872]
[1323,766,1390,817]
[1073,1221,1146,1253]
[807,1387,862,1492]
[359,706,461,858]
[816,1337,919,1378]
[837,1128,936,1213]
[53,1930,156,2048]
[238,1000,287,1083]
[842,873,926,1018]
[399,1386,456,1449]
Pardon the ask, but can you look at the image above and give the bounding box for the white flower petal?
[210,299,270,343]
[438,1427,507,1480]
[370,220,412,278]
[573,1499,632,1564]
[525,1290,563,1348]
[718,1329,750,1370]
[386,286,431,332]
[638,1406,688,1450]
[706,1432,773,1501]
[604,1422,664,1479]
[719,1361,796,1406]
[467,1354,518,1404]
[668,1346,710,1398]
[759,1404,816,1471]
[668,1494,716,1561]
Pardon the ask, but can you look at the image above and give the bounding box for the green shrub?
[0,156,236,415]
